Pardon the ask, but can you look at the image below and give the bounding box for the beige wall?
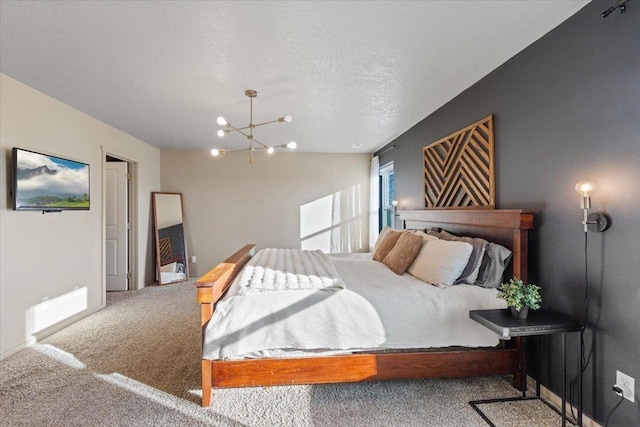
[0,74,161,358]
[161,150,370,277]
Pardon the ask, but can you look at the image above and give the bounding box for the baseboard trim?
[0,337,37,360]
[527,375,601,427]
[0,304,105,360]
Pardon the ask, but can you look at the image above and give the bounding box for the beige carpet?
[1,281,572,426]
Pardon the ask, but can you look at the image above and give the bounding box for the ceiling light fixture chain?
[211,89,296,164]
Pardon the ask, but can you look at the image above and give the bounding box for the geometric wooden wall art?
[423,115,495,209]
[158,237,173,263]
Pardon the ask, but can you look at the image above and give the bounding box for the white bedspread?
[330,253,507,349]
[203,287,385,360]
[203,252,507,360]
[236,248,346,295]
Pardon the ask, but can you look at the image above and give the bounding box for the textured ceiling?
[0,1,588,153]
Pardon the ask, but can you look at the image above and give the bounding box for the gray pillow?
[475,242,513,288]
[427,229,488,285]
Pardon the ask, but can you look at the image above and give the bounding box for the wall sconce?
[575,181,611,232]
[392,200,399,215]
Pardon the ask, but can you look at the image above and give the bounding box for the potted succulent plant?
[497,277,542,319]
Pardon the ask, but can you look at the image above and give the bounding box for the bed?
[195,209,533,407]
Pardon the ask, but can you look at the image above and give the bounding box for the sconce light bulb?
[283,115,293,123]
[217,129,225,137]
[287,141,297,149]
[216,116,227,126]
[211,149,220,156]
[575,180,595,196]
[392,200,399,207]
[267,146,274,154]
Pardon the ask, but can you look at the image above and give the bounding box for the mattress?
[203,252,507,360]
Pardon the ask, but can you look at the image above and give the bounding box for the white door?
[106,161,128,291]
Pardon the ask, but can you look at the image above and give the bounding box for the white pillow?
[415,230,438,243]
[407,238,473,287]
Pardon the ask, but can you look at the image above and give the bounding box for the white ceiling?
[0,1,588,154]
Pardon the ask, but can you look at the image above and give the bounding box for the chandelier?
[211,89,297,163]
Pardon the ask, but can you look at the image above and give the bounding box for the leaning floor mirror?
[152,192,189,285]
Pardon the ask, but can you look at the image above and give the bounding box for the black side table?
[469,308,583,427]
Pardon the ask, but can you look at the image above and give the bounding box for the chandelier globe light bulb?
[216,116,227,126]
[217,129,225,137]
[267,147,274,154]
[210,149,220,156]
[287,141,297,149]
[283,115,293,123]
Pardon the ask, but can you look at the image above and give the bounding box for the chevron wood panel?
[159,237,173,262]
[423,115,494,209]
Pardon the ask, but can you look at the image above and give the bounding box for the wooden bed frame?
[195,209,534,407]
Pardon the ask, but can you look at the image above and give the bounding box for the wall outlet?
[190,255,197,263]
[616,370,635,402]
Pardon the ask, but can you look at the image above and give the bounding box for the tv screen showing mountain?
[13,148,90,210]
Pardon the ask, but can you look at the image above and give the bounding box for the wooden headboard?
[398,209,534,284]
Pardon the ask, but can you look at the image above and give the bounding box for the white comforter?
[203,252,507,360]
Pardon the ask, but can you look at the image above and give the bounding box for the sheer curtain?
[329,184,364,254]
[369,156,380,251]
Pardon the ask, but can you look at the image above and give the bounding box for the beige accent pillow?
[373,227,418,253]
[382,231,424,275]
[407,238,473,286]
[372,229,402,262]
[372,226,393,253]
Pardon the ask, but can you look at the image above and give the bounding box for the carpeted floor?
[0,281,573,426]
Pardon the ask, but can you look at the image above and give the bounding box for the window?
[379,162,395,230]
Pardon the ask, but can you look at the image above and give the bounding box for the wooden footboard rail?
[208,348,519,388]
[195,244,256,406]
[195,244,256,325]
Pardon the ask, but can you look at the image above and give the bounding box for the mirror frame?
[152,192,189,284]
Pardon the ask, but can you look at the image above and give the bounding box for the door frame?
[101,147,139,305]
[379,161,395,230]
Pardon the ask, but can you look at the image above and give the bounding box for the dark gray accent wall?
[377,1,639,424]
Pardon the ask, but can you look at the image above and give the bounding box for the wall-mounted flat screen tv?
[12,147,90,211]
